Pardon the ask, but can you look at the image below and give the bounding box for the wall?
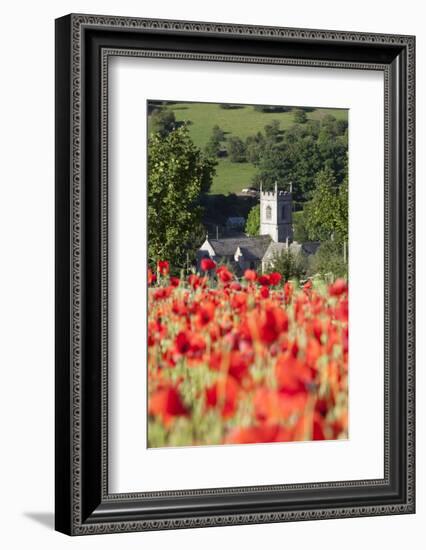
[0,0,423,548]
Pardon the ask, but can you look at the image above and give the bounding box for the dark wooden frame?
[55,13,415,535]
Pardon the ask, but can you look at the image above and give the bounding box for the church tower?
[259,182,293,243]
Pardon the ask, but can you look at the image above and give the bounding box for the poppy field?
[148,260,348,448]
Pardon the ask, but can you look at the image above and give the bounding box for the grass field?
[150,102,348,195]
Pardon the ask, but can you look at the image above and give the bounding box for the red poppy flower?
[153,287,173,301]
[170,276,180,287]
[329,278,348,296]
[205,377,239,419]
[216,266,233,283]
[258,274,271,286]
[253,388,308,423]
[231,292,248,311]
[244,269,257,282]
[313,319,323,343]
[147,260,348,447]
[188,274,201,289]
[157,260,170,276]
[228,350,251,383]
[283,284,291,306]
[200,257,216,272]
[230,281,242,291]
[175,330,206,358]
[269,272,282,286]
[196,302,216,327]
[275,353,313,394]
[148,268,157,285]
[149,386,189,427]
[260,286,270,299]
[258,306,288,344]
[225,424,280,444]
[208,351,222,371]
[172,299,188,316]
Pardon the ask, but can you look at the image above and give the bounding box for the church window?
[265,205,272,220]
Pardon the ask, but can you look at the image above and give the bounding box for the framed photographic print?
[55,14,415,535]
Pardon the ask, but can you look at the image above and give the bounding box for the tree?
[204,136,221,158]
[253,105,290,113]
[335,177,348,242]
[148,126,216,269]
[267,250,307,281]
[303,168,348,243]
[228,136,246,162]
[245,204,260,236]
[204,125,225,158]
[264,120,281,141]
[149,108,176,138]
[251,115,348,201]
[293,108,307,123]
[211,125,225,142]
[245,132,266,165]
[308,240,347,280]
[292,210,309,242]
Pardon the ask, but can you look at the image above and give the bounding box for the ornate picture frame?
[55,13,415,535]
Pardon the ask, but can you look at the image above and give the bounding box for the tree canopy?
[253,114,348,201]
[303,168,348,243]
[245,204,260,236]
[148,126,216,269]
[149,108,176,138]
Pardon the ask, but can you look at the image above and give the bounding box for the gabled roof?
[208,235,271,260]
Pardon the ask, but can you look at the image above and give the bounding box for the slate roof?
[301,241,321,255]
[208,235,271,261]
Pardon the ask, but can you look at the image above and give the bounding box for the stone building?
[259,182,293,243]
[196,182,318,274]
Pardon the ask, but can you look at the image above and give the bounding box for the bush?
[211,125,225,142]
[245,204,260,236]
[292,210,309,242]
[264,120,281,140]
[149,108,176,138]
[267,250,307,281]
[228,136,246,162]
[308,240,348,280]
[293,108,308,123]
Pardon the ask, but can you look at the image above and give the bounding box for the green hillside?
[149,102,348,195]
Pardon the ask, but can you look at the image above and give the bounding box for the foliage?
[204,136,222,158]
[266,249,307,281]
[253,114,348,201]
[335,177,348,242]
[211,124,225,142]
[303,168,348,243]
[148,126,216,269]
[264,119,281,140]
[245,204,260,236]
[147,264,348,447]
[253,105,291,113]
[292,108,307,123]
[308,240,348,280]
[227,136,247,162]
[219,103,242,109]
[245,132,266,165]
[292,210,309,242]
[204,125,226,157]
[149,107,176,138]
[149,101,348,196]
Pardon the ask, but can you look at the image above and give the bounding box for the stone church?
[197,183,316,274]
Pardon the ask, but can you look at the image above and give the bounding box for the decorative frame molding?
[55,14,415,535]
